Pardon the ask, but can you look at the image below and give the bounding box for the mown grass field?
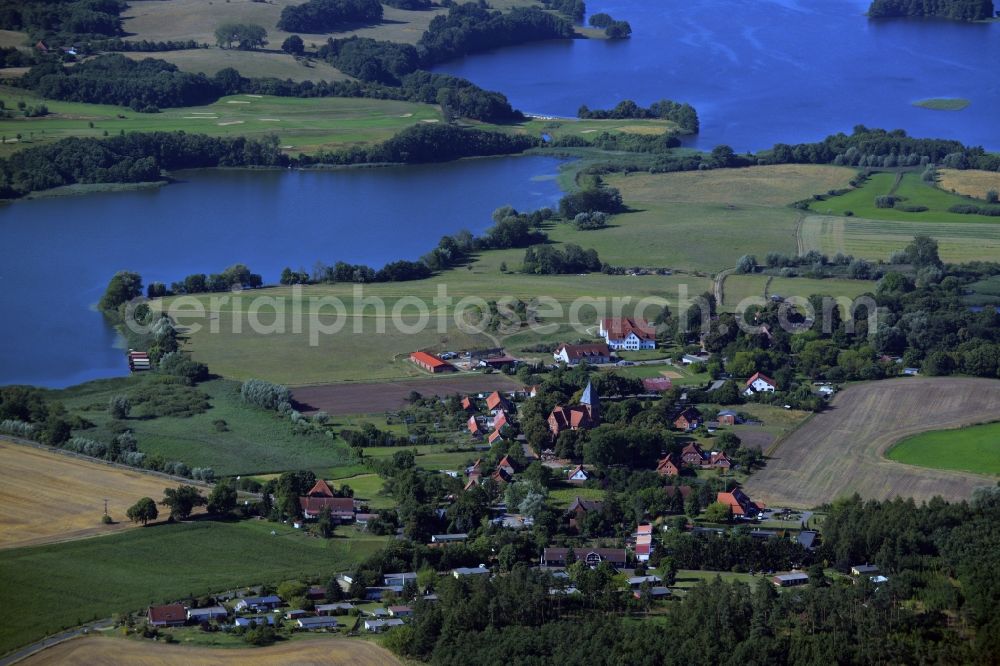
[887,421,1000,475]
[0,440,207,550]
[22,636,401,666]
[806,172,1000,223]
[54,377,355,476]
[163,269,710,385]
[549,484,605,508]
[0,520,389,656]
[744,378,1000,509]
[0,87,440,157]
[124,49,351,83]
[799,214,1000,263]
[937,168,1000,200]
[568,165,855,272]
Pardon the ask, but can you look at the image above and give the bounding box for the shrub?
[240,379,291,411]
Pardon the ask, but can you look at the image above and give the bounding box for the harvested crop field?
[937,169,1000,200]
[293,375,521,415]
[0,440,201,549]
[21,636,401,666]
[743,378,1000,508]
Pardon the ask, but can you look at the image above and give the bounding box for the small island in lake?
[868,0,996,21]
[912,97,971,111]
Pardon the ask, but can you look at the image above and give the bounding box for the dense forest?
[0,0,124,43]
[578,99,700,134]
[868,0,995,20]
[276,0,383,34]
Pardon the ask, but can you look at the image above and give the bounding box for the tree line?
[277,0,383,34]
[868,0,995,20]
[578,98,700,134]
[0,0,124,44]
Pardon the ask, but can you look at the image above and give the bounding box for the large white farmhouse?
[600,318,656,351]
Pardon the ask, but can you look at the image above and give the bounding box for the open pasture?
[0,440,204,550]
[887,421,1000,475]
[0,520,388,656]
[799,214,1000,263]
[0,87,439,157]
[21,636,402,666]
[743,378,1000,509]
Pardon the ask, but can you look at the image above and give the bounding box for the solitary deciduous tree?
[160,485,206,520]
[126,497,158,525]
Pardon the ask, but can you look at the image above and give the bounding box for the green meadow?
[53,376,356,476]
[805,171,1000,223]
[0,520,388,656]
[887,421,1000,475]
[0,87,442,157]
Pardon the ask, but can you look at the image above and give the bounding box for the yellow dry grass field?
[743,377,1000,509]
[0,29,26,49]
[22,636,402,666]
[937,169,1000,200]
[610,165,854,208]
[0,440,200,549]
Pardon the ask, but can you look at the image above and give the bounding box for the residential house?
[797,530,819,550]
[234,615,275,627]
[642,377,673,393]
[525,385,540,398]
[297,616,339,629]
[565,496,603,530]
[316,603,354,615]
[364,618,405,632]
[705,451,732,470]
[409,351,456,373]
[716,488,763,518]
[772,572,809,587]
[461,396,475,412]
[674,407,702,431]
[635,586,671,599]
[717,410,739,426]
[453,566,490,578]
[491,467,513,485]
[567,465,590,483]
[488,430,505,445]
[540,547,627,569]
[680,442,706,466]
[468,416,483,438]
[388,606,413,618]
[431,533,468,544]
[285,609,309,620]
[384,572,417,588]
[147,604,187,627]
[492,410,509,431]
[600,318,657,350]
[851,564,880,577]
[496,455,518,477]
[485,391,511,414]
[744,372,777,396]
[187,606,228,623]
[299,480,355,521]
[627,574,662,589]
[553,342,612,365]
[656,453,681,477]
[234,595,283,613]
[548,381,601,437]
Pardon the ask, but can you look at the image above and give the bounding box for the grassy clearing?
[549,484,605,508]
[721,275,771,310]
[0,520,388,656]
[964,275,1000,306]
[744,378,1000,508]
[912,98,970,111]
[800,214,1000,263]
[363,445,477,473]
[122,49,351,83]
[806,171,999,223]
[22,636,402,666]
[611,362,711,387]
[0,87,439,157]
[767,276,876,302]
[0,440,207,550]
[163,267,709,385]
[887,421,1000,475]
[937,169,1000,200]
[54,376,355,476]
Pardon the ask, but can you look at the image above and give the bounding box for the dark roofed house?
[300,495,355,521]
[680,442,706,466]
[148,603,187,627]
[547,381,600,437]
[674,407,702,431]
[705,451,732,470]
[565,496,603,530]
[717,410,739,425]
[656,453,681,477]
[541,547,627,568]
[772,572,809,587]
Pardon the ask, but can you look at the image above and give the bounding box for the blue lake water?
[0,157,565,387]
[2,0,998,387]
[434,0,1000,152]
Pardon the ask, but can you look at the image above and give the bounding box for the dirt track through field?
[20,635,401,666]
[743,378,1000,508]
[292,375,521,415]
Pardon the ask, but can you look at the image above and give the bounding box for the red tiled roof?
[601,318,656,342]
[307,479,336,498]
[556,343,611,361]
[717,488,760,516]
[745,372,776,388]
[410,351,453,370]
[468,416,482,434]
[488,430,503,444]
[148,604,186,624]
[486,391,507,410]
[493,411,508,430]
[635,543,652,555]
[300,496,355,517]
[461,397,474,411]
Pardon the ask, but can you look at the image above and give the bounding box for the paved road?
[0,620,113,666]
